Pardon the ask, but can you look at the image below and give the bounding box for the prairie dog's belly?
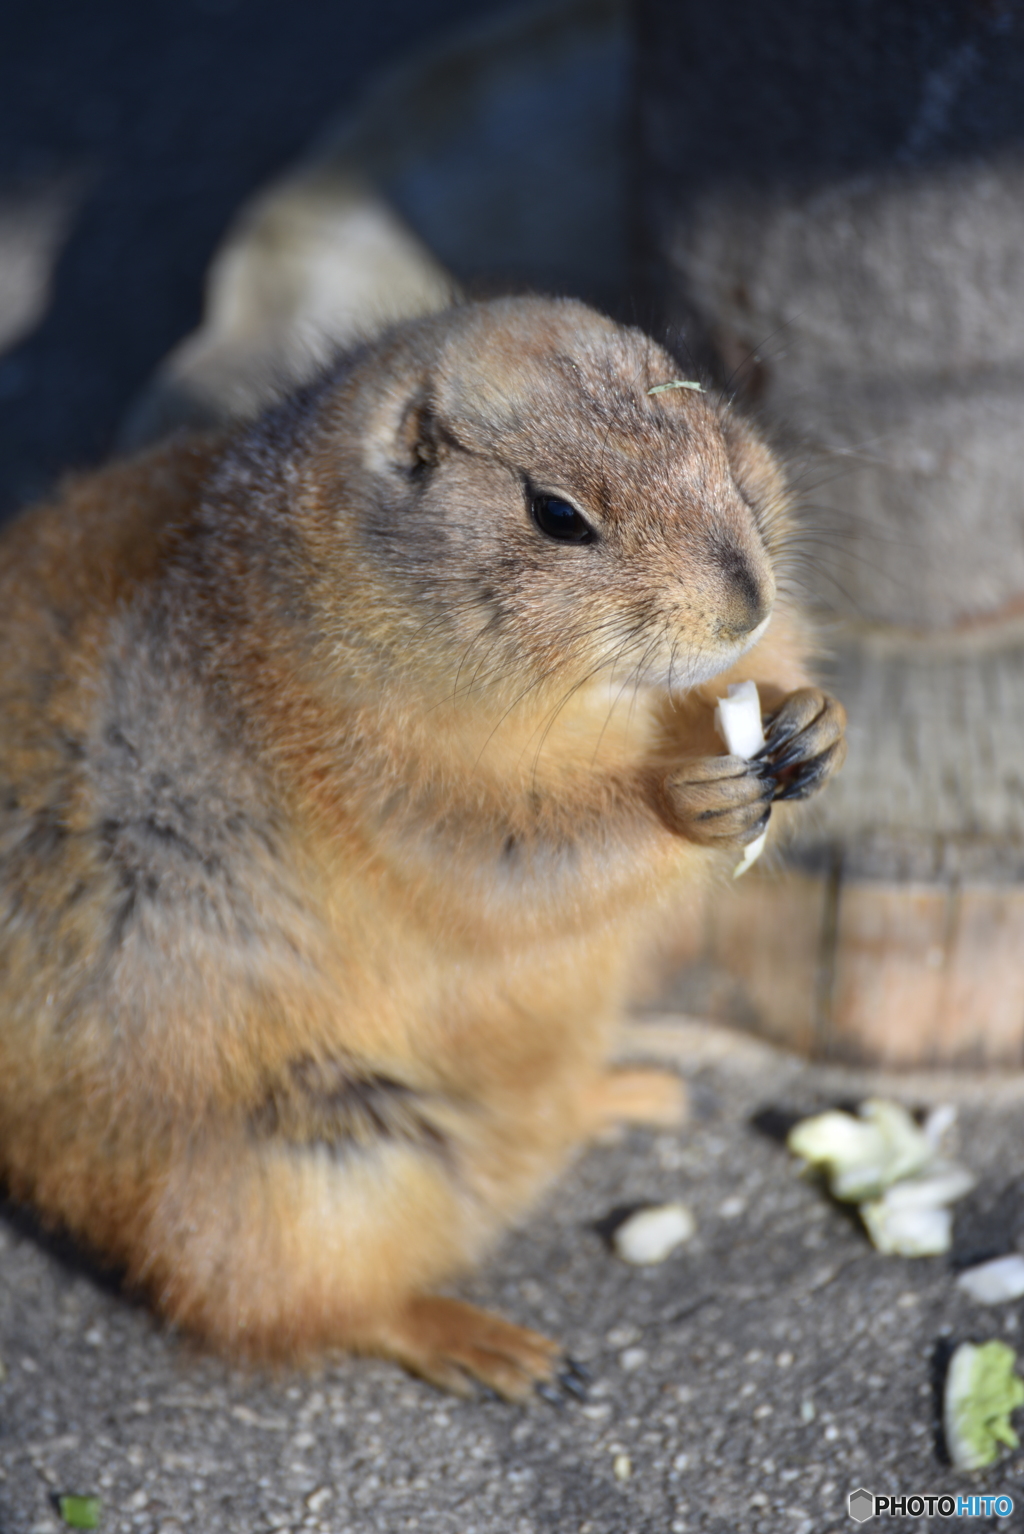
[323,769,683,958]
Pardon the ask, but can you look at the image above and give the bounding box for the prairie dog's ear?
[354,369,436,479]
[395,390,443,478]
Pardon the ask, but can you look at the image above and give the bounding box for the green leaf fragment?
[58,1495,101,1529]
[944,1341,1024,1471]
[647,379,704,395]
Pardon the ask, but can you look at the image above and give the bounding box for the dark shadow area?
[930,1333,957,1466]
[749,1099,861,1145]
[0,0,508,521]
[0,1192,129,1302]
[637,0,1024,198]
[590,1200,652,1250]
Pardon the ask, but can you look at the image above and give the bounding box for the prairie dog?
[0,297,844,1399]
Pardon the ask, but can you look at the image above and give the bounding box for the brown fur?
[0,298,844,1398]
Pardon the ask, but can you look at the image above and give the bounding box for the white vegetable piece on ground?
[860,1158,975,1256]
[612,1202,696,1265]
[957,1255,1024,1305]
[879,1164,976,1210]
[786,1097,975,1256]
[787,1098,935,1203]
[713,680,767,877]
[860,1200,952,1257]
[944,1340,1024,1470]
[923,1102,958,1150]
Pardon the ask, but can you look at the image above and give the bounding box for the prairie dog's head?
[300,297,786,703]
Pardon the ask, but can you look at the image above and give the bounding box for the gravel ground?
[2,1019,1023,1534]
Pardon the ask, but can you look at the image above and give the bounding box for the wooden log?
[828,882,953,1068]
[939,887,1024,1066]
[641,867,1024,1070]
[705,869,826,1056]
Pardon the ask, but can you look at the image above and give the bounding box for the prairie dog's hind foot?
[583,1067,688,1137]
[364,1295,579,1403]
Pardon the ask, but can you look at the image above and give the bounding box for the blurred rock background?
[0,0,513,518]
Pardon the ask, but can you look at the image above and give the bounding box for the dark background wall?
[0,0,507,520]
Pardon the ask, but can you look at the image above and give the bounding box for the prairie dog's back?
[0,436,325,1188]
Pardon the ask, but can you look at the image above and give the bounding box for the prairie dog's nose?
[714,542,775,641]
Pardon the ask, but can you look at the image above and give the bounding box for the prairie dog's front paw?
[758,687,847,802]
[660,754,773,848]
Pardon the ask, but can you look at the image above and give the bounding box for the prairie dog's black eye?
[531,495,594,544]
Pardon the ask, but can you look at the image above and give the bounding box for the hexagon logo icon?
[848,1487,875,1522]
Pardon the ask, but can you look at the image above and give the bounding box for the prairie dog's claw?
[556,1367,589,1400]
[758,688,846,801]
[773,741,845,801]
